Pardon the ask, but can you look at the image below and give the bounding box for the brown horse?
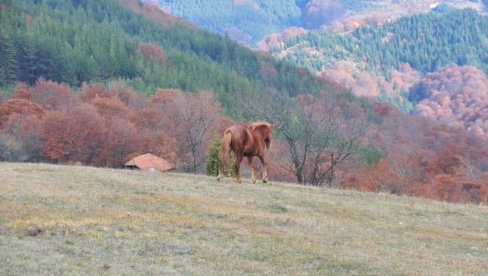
[217,121,273,184]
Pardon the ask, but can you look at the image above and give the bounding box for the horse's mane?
[249,121,273,130]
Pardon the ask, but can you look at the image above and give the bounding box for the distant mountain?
[269,9,488,137]
[145,0,486,46]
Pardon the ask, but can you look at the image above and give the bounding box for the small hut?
[124,153,175,172]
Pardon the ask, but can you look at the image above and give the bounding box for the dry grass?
[0,162,487,275]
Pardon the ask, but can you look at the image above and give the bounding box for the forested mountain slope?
[147,0,486,46]
[275,9,488,76]
[271,9,488,136]
[0,0,323,114]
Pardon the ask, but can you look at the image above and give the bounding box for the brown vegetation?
[257,27,308,52]
[0,80,227,171]
[121,0,193,27]
[343,101,488,204]
[321,61,421,97]
[414,64,488,137]
[136,42,168,66]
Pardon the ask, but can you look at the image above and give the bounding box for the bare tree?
[243,90,367,186]
[173,91,223,173]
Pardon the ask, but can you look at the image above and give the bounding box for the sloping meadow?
[0,162,487,274]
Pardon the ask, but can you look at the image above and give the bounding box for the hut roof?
[124,153,175,172]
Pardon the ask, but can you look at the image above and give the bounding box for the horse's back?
[225,125,248,141]
[224,125,249,151]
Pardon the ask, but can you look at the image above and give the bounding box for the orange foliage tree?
[136,42,167,66]
[9,82,32,100]
[29,78,74,110]
[79,82,111,103]
[41,105,106,163]
[0,99,44,127]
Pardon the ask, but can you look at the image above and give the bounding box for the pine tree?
[15,34,38,85]
[0,29,18,86]
[205,139,235,177]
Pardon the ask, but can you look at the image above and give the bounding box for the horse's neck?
[249,130,264,145]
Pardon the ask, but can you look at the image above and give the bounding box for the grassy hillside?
[1,162,487,274]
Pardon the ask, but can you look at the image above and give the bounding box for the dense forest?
[150,0,486,46]
[0,0,323,115]
[1,0,488,204]
[151,0,305,45]
[275,9,488,76]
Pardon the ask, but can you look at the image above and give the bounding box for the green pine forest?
[0,0,324,116]
[154,0,305,45]
[152,0,377,45]
[275,8,488,79]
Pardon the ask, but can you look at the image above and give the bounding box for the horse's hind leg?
[235,154,243,184]
[217,158,227,182]
[258,155,268,183]
[217,155,224,181]
[217,165,224,182]
[247,157,256,184]
[218,131,231,182]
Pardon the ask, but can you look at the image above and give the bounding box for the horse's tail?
[218,130,232,179]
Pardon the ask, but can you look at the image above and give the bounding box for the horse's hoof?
[263,179,268,183]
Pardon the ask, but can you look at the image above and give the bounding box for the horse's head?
[250,121,274,149]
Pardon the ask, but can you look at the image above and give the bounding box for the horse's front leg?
[235,154,243,184]
[258,155,268,183]
[247,157,256,184]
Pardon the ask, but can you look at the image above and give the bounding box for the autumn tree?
[29,78,74,110]
[0,98,45,124]
[136,42,167,66]
[41,105,106,164]
[107,81,145,109]
[79,82,111,103]
[172,91,224,173]
[92,117,141,167]
[9,82,32,100]
[0,113,43,162]
[383,151,426,195]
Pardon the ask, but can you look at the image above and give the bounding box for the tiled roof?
[125,153,175,172]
